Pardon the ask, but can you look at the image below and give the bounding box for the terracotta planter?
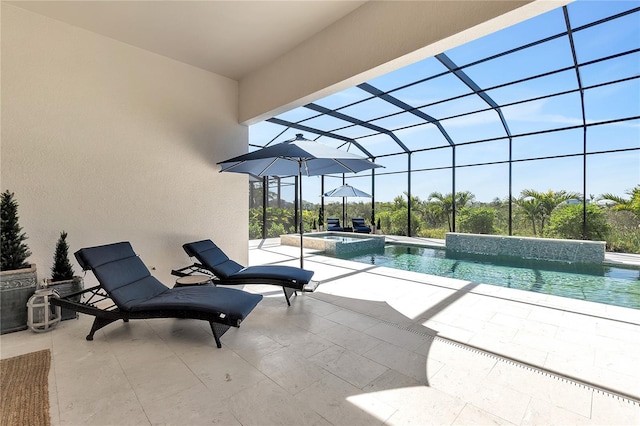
[44,276,84,320]
[0,264,37,334]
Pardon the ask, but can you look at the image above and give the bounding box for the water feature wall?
[445,233,605,263]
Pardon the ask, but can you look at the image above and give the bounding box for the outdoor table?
[174,275,212,288]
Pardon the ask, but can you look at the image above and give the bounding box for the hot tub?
[281,232,385,256]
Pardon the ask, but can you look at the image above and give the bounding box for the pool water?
[330,244,640,309]
[319,235,369,243]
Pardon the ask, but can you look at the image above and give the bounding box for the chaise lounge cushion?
[351,218,371,233]
[131,286,258,323]
[230,265,313,285]
[327,218,343,231]
[182,239,243,279]
[76,242,169,311]
[182,239,314,290]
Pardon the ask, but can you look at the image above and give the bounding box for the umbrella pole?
[298,162,304,269]
[342,175,346,229]
[342,197,346,230]
[345,197,348,230]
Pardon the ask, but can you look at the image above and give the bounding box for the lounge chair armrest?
[171,263,215,278]
[303,280,319,292]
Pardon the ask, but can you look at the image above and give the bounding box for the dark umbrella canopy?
[217,134,382,268]
[218,134,382,177]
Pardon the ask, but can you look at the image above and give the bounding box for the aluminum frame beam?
[267,117,375,159]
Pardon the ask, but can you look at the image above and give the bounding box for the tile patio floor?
[1,237,639,425]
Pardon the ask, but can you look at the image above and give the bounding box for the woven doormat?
[1,349,51,426]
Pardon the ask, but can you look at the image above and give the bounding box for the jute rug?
[1,349,51,426]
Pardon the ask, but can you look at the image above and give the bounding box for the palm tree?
[519,189,580,235]
[419,200,443,228]
[428,192,453,231]
[514,196,542,235]
[600,185,640,219]
[428,191,475,231]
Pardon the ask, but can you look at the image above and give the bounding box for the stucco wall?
[1,4,249,286]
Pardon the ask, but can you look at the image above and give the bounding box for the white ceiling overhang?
[6,1,568,123]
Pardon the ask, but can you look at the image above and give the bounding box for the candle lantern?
[26,288,61,332]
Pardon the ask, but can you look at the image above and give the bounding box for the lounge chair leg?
[282,287,297,306]
[209,322,231,348]
[86,317,120,341]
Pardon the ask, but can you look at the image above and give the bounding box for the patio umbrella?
[218,134,382,268]
[323,184,372,228]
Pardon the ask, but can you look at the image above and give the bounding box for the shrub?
[51,231,75,281]
[249,222,262,239]
[416,228,447,239]
[457,206,497,234]
[605,210,640,253]
[302,210,316,231]
[546,204,609,240]
[389,208,420,236]
[0,190,31,270]
[267,223,287,238]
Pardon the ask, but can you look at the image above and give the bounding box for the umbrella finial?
[295,133,304,140]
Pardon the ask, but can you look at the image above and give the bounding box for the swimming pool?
[328,244,640,309]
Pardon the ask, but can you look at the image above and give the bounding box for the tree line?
[250,185,640,253]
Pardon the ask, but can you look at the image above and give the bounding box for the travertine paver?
[1,238,638,425]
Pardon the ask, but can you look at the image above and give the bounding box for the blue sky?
[249,0,639,205]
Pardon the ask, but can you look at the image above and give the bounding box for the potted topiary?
[43,231,83,320]
[0,190,37,334]
[376,217,382,234]
[318,208,325,232]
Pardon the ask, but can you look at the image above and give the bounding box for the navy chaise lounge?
[326,217,343,231]
[172,239,317,306]
[351,218,371,233]
[50,242,263,348]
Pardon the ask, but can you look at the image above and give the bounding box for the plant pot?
[0,264,37,334]
[44,276,84,320]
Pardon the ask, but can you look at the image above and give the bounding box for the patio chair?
[50,242,263,348]
[172,239,317,306]
[351,218,371,234]
[326,217,343,231]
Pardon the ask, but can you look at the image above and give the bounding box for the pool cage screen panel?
[249,2,639,239]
